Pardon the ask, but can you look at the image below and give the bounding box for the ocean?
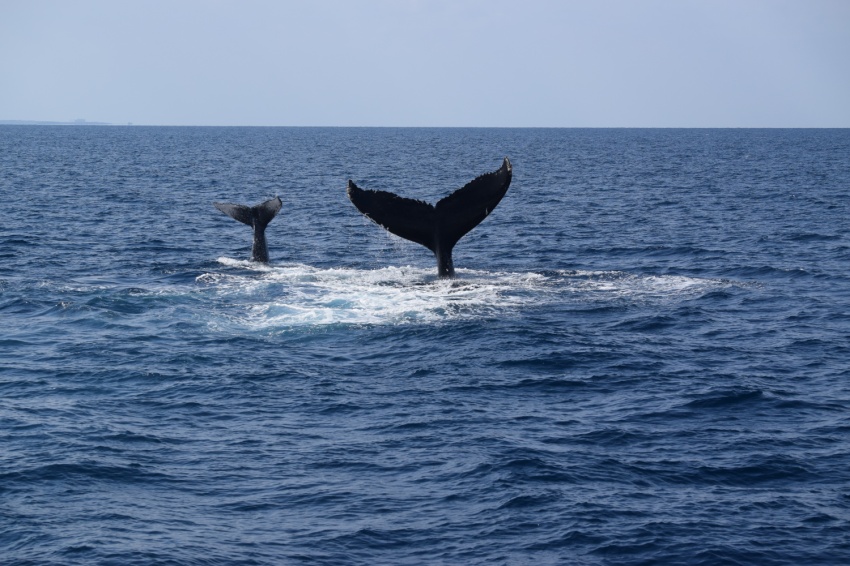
[1,126,848,565]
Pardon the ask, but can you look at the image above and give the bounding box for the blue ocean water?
[1,126,849,565]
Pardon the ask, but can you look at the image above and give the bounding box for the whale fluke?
[214,196,282,263]
[347,157,512,277]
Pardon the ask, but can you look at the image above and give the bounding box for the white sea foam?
[555,270,732,302]
[198,260,542,329]
[195,260,735,330]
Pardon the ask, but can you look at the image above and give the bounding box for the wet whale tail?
[213,196,282,263]
[347,157,512,277]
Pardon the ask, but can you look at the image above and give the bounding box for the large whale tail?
[347,157,512,277]
[213,196,282,263]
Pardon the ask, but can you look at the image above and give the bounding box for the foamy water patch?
[195,261,739,331]
[554,270,735,302]
[197,260,541,329]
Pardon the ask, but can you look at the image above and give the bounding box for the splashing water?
[192,259,735,331]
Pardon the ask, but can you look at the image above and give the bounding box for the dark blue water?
[1,126,849,565]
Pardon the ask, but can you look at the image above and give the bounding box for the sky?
[1,0,849,127]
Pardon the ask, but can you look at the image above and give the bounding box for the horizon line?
[2,120,848,130]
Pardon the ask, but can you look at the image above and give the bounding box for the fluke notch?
[213,196,282,263]
[347,157,512,277]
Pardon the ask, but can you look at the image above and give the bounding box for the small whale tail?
[347,157,512,277]
[214,196,282,263]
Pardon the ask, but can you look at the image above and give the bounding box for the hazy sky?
[2,0,848,127]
